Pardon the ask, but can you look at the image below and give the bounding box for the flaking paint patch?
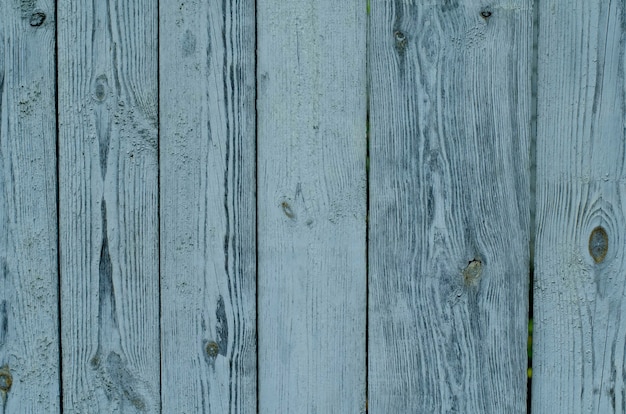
[20,0,35,15]
[105,352,146,410]
[182,29,196,56]
[92,351,147,411]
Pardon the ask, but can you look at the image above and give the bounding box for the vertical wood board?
[533,2,626,412]
[257,1,367,413]
[57,0,160,411]
[0,0,59,411]
[159,0,257,412]
[368,1,531,412]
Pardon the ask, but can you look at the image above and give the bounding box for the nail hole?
[589,226,608,263]
[29,11,46,27]
[206,341,219,358]
[394,30,406,42]
[480,10,492,19]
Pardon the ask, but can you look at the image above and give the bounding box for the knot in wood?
[29,11,46,27]
[589,226,608,263]
[0,367,12,392]
[206,341,219,358]
[463,259,483,285]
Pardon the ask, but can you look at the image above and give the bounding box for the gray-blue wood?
[0,0,60,411]
[57,0,160,411]
[159,1,257,412]
[3,1,618,412]
[368,1,532,412]
[257,1,367,412]
[533,2,626,412]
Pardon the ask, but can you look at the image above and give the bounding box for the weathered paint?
[57,0,160,411]
[0,0,60,411]
[257,0,367,412]
[159,0,257,412]
[2,1,624,411]
[368,1,532,412]
[533,2,626,412]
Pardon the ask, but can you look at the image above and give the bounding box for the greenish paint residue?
[366,0,370,14]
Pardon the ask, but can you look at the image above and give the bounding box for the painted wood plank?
[533,2,626,412]
[368,1,531,412]
[57,0,159,411]
[0,1,59,412]
[257,2,367,413]
[159,1,257,412]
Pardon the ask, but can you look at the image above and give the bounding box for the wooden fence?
[0,0,622,412]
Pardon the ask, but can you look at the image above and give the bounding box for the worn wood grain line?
[368,1,531,412]
[159,1,256,412]
[57,0,159,411]
[0,0,59,412]
[533,2,626,412]
[257,1,367,413]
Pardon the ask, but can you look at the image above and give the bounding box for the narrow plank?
[533,2,626,412]
[0,0,59,411]
[368,1,531,412]
[159,1,257,412]
[57,0,159,411]
[257,1,367,412]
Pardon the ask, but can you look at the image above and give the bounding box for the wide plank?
[533,2,626,412]
[57,0,160,411]
[257,1,367,412]
[368,1,531,412]
[159,1,257,412]
[0,0,59,411]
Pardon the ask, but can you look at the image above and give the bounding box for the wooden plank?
[57,0,159,411]
[368,1,531,412]
[159,1,257,412]
[256,1,367,412]
[0,0,59,411]
[533,2,626,412]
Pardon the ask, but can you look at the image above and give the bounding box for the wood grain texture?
[368,1,531,412]
[0,0,59,412]
[57,0,159,411]
[159,1,257,412]
[533,2,626,412]
[257,1,367,413]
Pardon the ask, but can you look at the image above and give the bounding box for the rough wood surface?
[533,2,626,412]
[0,0,59,412]
[159,1,257,412]
[368,1,531,412]
[257,1,367,412]
[57,0,160,411]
